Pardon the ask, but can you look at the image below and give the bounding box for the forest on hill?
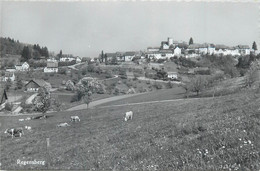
[0,37,50,62]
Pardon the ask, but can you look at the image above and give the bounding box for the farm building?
[167,72,178,80]
[24,79,52,92]
[1,72,15,82]
[15,62,30,71]
[124,52,136,62]
[44,61,58,73]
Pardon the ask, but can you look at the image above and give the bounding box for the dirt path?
[25,93,38,104]
[98,96,215,109]
[66,93,146,111]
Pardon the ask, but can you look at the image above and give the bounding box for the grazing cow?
[25,126,32,130]
[18,119,24,122]
[125,111,133,121]
[25,117,31,121]
[57,122,70,127]
[4,128,24,138]
[70,116,80,122]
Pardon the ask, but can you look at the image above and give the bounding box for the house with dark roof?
[44,61,59,73]
[24,79,52,92]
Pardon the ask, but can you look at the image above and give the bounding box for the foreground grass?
[0,89,260,170]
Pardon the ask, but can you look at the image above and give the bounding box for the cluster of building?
[101,37,255,62]
[146,37,253,60]
[1,54,83,82]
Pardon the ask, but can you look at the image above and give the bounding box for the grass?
[0,89,260,170]
[101,86,185,106]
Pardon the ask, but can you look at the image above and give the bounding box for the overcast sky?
[0,1,259,57]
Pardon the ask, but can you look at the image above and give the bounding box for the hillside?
[1,88,259,170]
[0,37,25,56]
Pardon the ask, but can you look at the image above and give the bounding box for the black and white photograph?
[0,0,260,170]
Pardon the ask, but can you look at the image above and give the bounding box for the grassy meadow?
[1,87,260,170]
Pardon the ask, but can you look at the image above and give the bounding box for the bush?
[154,83,163,89]
[58,68,66,75]
[4,102,13,111]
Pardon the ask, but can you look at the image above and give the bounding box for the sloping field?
[0,89,260,170]
[99,87,185,107]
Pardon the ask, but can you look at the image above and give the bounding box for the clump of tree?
[71,80,93,108]
[173,57,198,68]
[5,78,12,91]
[245,60,260,87]
[189,37,194,45]
[16,77,23,90]
[182,76,207,97]
[33,87,51,114]
[4,102,13,111]
[58,60,76,67]
[0,37,24,56]
[252,41,257,51]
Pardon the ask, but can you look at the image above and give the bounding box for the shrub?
[4,102,13,111]
[154,83,163,89]
[58,68,66,75]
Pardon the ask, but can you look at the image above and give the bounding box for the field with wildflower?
[0,88,260,170]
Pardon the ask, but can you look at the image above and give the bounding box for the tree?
[252,41,257,51]
[16,78,23,89]
[245,60,260,87]
[111,56,118,65]
[35,87,51,114]
[189,37,194,45]
[81,80,93,109]
[21,46,31,62]
[190,76,206,96]
[58,50,63,59]
[5,78,12,91]
[41,47,49,58]
[101,50,104,63]
[180,82,191,98]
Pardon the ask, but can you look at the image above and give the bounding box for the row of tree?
[21,45,49,62]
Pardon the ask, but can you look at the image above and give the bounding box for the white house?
[1,72,15,82]
[174,47,182,56]
[159,49,174,59]
[146,52,162,60]
[6,68,16,72]
[124,52,136,62]
[167,72,178,80]
[60,54,75,62]
[44,61,58,73]
[47,58,58,62]
[15,62,30,71]
[207,45,216,55]
[237,45,250,55]
[147,47,160,52]
[199,46,208,55]
[161,41,169,49]
[76,56,82,63]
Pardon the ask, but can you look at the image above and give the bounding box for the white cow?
[25,117,31,121]
[125,111,133,121]
[57,122,70,127]
[18,119,24,122]
[4,128,24,138]
[70,116,80,122]
[25,126,32,130]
